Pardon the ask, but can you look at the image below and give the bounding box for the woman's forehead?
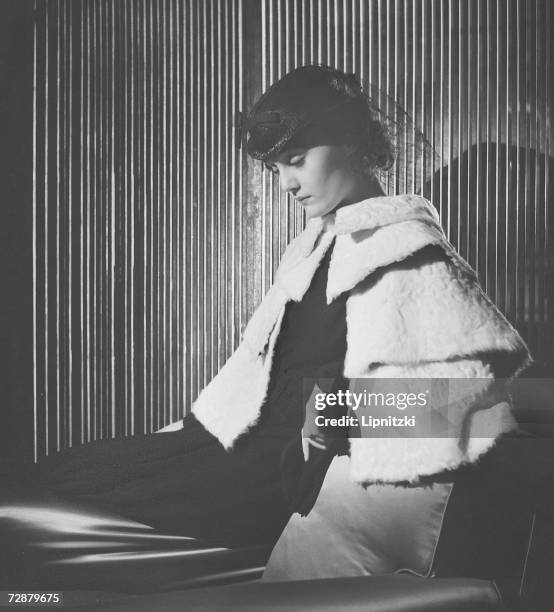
[267,145,308,163]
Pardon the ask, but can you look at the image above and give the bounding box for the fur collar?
[275,193,475,304]
[187,193,532,485]
[243,193,478,358]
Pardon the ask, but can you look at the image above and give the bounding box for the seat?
[68,574,504,611]
[3,372,552,611]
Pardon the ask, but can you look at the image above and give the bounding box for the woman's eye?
[289,156,305,166]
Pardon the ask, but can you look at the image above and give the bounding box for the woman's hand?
[155,419,184,433]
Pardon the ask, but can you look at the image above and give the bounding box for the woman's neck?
[333,174,386,214]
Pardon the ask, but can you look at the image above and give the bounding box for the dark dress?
[0,236,349,593]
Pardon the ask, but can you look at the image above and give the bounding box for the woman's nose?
[279,168,300,195]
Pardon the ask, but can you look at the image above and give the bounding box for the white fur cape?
[158,194,532,485]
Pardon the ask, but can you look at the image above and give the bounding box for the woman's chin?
[302,200,331,219]
[304,203,340,219]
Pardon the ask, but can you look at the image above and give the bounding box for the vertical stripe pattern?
[32,0,245,456]
[33,0,553,458]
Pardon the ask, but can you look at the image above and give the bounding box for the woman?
[1,64,549,603]
[160,65,552,606]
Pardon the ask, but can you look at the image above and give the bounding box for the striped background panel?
[31,0,553,459]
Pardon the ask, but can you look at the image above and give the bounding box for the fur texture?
[159,194,533,485]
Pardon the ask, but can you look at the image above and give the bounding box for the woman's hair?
[237,64,438,184]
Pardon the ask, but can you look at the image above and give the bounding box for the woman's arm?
[342,243,532,486]
[155,419,184,433]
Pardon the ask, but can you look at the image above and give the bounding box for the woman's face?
[264,143,363,219]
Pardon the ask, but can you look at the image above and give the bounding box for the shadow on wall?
[423,143,554,438]
[422,142,554,373]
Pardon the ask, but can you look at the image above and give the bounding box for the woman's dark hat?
[237,64,440,188]
[238,65,367,161]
